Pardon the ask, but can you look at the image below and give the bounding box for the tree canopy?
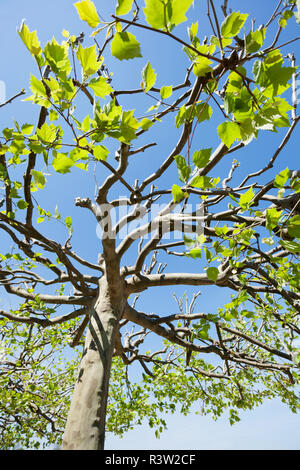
[0,0,300,450]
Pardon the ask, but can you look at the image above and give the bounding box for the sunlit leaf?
[141,62,157,92]
[111,32,142,60]
[221,11,248,38]
[116,0,134,15]
[89,77,113,97]
[74,0,100,28]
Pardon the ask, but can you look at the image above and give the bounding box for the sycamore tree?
[0,0,300,450]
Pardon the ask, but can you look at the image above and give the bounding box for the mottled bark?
[62,277,125,450]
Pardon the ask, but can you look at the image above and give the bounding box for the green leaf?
[93,145,109,161]
[206,267,219,282]
[188,247,202,259]
[160,86,173,100]
[190,175,213,189]
[217,121,241,148]
[245,28,266,53]
[198,326,210,340]
[188,21,198,42]
[69,148,89,163]
[65,216,73,230]
[111,32,142,61]
[77,44,102,76]
[143,0,193,31]
[44,39,71,78]
[193,57,213,77]
[192,148,212,169]
[210,35,232,48]
[21,124,34,136]
[17,200,29,210]
[279,240,300,253]
[174,155,191,182]
[139,118,154,131]
[89,77,113,97]
[175,103,212,128]
[36,123,57,144]
[253,50,296,97]
[120,110,139,143]
[116,0,134,15]
[18,21,42,56]
[74,0,100,28]
[195,103,213,123]
[184,235,196,248]
[274,167,289,188]
[221,11,248,38]
[30,74,47,98]
[31,170,46,189]
[266,207,282,231]
[49,110,59,122]
[239,187,254,210]
[287,216,300,239]
[141,62,157,92]
[172,184,184,202]
[52,153,75,174]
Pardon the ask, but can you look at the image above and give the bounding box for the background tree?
[0,0,300,450]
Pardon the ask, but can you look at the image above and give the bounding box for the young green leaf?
[274,167,289,188]
[172,184,184,203]
[36,123,57,144]
[287,215,300,239]
[93,145,109,161]
[116,0,134,15]
[89,77,113,97]
[30,74,47,98]
[141,62,157,92]
[143,0,193,31]
[18,21,42,56]
[65,216,73,231]
[192,148,212,169]
[174,155,191,182]
[111,32,142,60]
[279,240,300,253]
[160,86,173,100]
[221,11,248,38]
[239,187,254,210]
[49,110,59,122]
[44,39,71,78]
[21,124,34,136]
[245,28,266,53]
[31,170,46,189]
[52,153,75,174]
[206,267,219,282]
[119,110,139,142]
[193,57,213,77]
[77,44,102,76]
[266,207,282,231]
[190,175,213,189]
[188,248,202,259]
[74,0,100,28]
[139,118,154,131]
[17,200,29,210]
[217,121,241,148]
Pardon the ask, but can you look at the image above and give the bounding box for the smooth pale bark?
[62,277,125,450]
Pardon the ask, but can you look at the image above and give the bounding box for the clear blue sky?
[0,0,299,450]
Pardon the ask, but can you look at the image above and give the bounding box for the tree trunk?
[62,277,125,450]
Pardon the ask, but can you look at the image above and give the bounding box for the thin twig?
[0,89,26,109]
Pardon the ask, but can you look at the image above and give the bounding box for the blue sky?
[0,0,300,450]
